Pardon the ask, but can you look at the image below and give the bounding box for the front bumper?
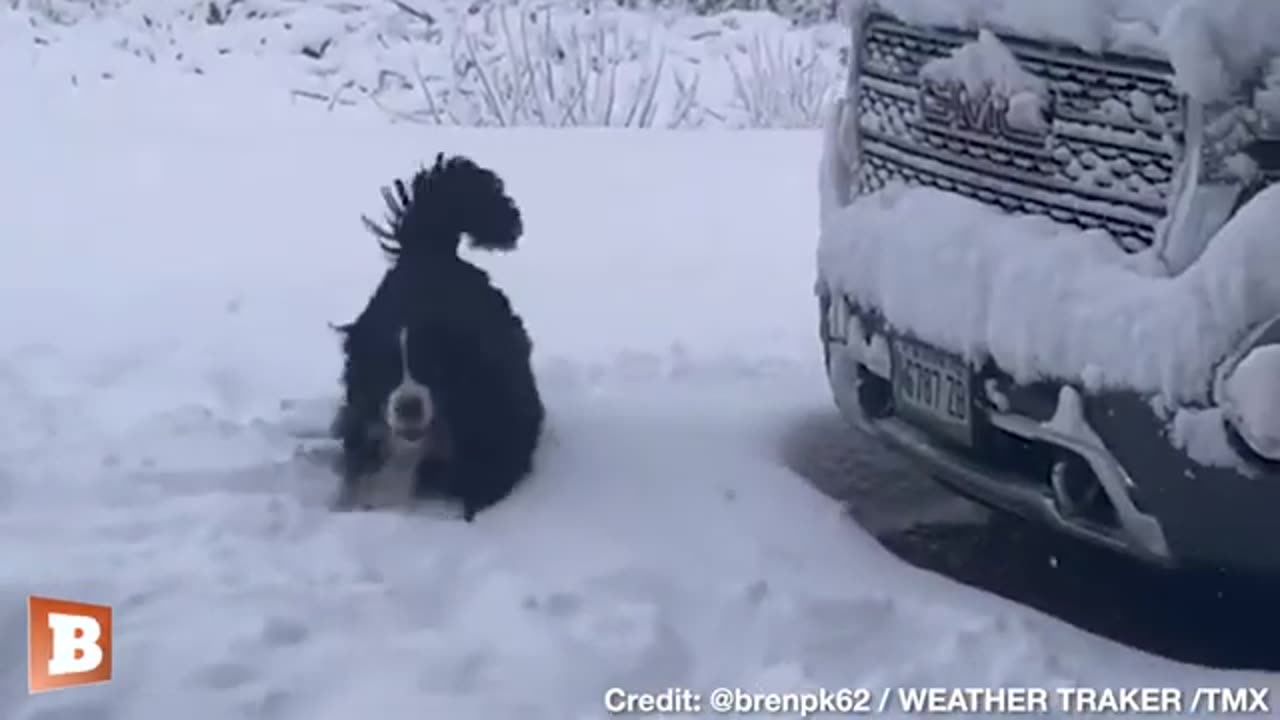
[821,297,1280,576]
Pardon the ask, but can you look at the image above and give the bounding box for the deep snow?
[3,28,1280,720]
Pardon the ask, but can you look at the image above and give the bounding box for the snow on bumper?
[816,182,1280,406]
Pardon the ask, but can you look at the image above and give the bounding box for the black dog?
[329,153,544,521]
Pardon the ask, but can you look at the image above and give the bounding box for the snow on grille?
[854,13,1183,251]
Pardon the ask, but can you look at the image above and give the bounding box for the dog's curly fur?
[330,153,544,520]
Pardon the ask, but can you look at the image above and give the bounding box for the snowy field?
[3,0,848,128]
[3,2,1280,719]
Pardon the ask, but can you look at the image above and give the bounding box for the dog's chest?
[350,448,423,509]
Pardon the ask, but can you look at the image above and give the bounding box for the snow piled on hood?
[848,0,1280,104]
[816,182,1280,405]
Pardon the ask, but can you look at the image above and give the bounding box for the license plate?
[891,337,972,445]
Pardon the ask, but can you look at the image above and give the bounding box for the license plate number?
[892,338,971,444]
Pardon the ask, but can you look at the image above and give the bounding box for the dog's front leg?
[332,421,384,512]
[410,418,455,506]
[332,452,375,511]
[332,469,367,511]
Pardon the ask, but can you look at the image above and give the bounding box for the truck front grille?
[855,13,1185,251]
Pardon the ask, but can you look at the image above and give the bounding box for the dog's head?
[386,326,436,444]
[339,319,452,458]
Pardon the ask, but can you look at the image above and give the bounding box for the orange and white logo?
[27,595,113,694]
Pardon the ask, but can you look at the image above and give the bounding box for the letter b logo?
[28,595,113,693]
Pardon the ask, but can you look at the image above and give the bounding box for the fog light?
[1221,344,1280,462]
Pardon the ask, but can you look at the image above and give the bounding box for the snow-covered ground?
[3,5,1280,720]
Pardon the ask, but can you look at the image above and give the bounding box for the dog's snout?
[393,394,426,423]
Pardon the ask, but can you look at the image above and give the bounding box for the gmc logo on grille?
[919,77,1049,144]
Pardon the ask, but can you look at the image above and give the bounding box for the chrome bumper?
[827,340,1173,566]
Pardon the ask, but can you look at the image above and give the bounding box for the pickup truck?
[816,0,1280,575]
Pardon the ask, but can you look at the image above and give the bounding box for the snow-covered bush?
[724,26,844,127]
[636,0,839,25]
[7,0,848,128]
[356,3,846,128]
[370,2,692,128]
